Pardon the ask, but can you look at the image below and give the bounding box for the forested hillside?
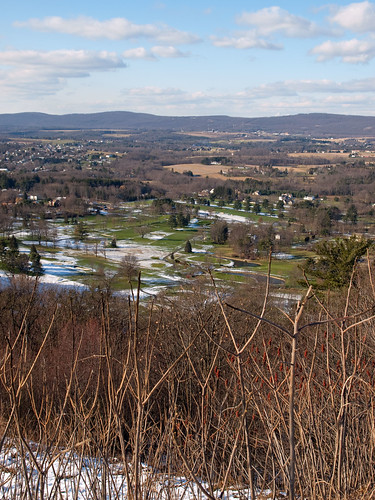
[2,111,375,136]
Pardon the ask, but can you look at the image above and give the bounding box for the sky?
[2,1,375,117]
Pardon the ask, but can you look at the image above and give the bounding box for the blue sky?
[2,1,375,117]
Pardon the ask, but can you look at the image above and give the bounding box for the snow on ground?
[188,217,199,226]
[103,243,169,266]
[10,209,277,295]
[272,252,295,260]
[214,212,252,223]
[5,229,183,293]
[40,241,181,294]
[38,274,88,288]
[39,259,90,289]
[113,286,167,299]
[41,257,80,275]
[192,247,212,254]
[157,272,183,282]
[144,231,172,240]
[220,260,234,267]
[0,270,87,289]
[0,440,264,499]
[198,210,251,224]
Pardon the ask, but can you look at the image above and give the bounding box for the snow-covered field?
[2,206,280,296]
[10,223,181,294]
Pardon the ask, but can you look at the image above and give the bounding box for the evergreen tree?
[301,236,371,289]
[74,222,88,241]
[316,208,332,236]
[8,235,18,251]
[253,202,261,214]
[262,199,270,211]
[344,204,358,224]
[0,236,29,274]
[29,244,44,276]
[184,240,192,253]
[176,212,190,227]
[0,239,6,258]
[168,214,177,228]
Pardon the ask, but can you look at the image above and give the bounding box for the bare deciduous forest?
[1,262,375,498]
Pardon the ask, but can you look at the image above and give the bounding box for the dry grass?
[165,163,229,178]
[164,163,256,180]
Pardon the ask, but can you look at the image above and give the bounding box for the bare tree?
[117,254,140,281]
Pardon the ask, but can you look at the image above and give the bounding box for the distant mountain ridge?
[1,111,375,137]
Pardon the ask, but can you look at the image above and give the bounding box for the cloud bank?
[212,5,331,52]
[311,39,375,63]
[0,49,126,98]
[0,49,125,71]
[123,46,189,59]
[15,16,200,45]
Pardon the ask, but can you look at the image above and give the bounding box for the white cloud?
[123,47,155,60]
[331,1,375,33]
[321,94,369,105]
[311,38,375,63]
[0,68,65,97]
[127,87,182,97]
[0,49,126,98]
[15,16,200,45]
[211,33,281,50]
[237,6,325,38]
[243,78,375,97]
[117,77,375,116]
[0,49,125,71]
[3,76,375,115]
[212,6,329,52]
[151,46,189,58]
[122,87,215,111]
[123,45,189,60]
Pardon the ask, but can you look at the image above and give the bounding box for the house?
[198,189,210,197]
[278,193,294,205]
[48,198,61,207]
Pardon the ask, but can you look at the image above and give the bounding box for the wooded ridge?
[2,111,375,137]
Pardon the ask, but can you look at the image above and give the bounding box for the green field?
[17,202,310,295]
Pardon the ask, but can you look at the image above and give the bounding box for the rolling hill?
[1,111,375,137]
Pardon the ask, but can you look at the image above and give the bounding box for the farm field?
[165,163,229,178]
[164,163,259,181]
